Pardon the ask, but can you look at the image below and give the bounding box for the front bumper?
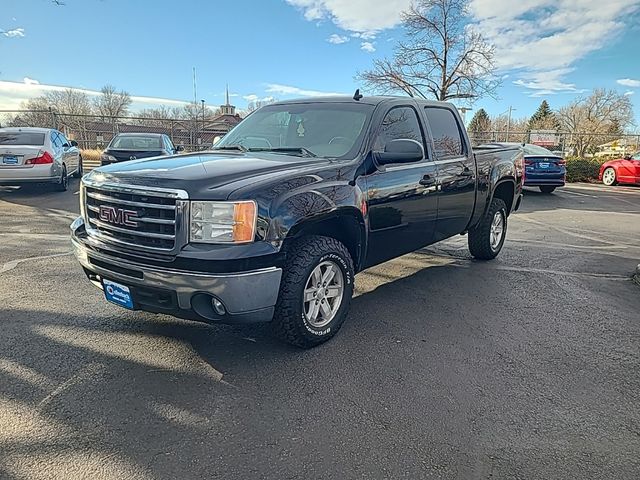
[71,217,282,324]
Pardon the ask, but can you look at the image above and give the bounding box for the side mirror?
[623,154,632,160]
[375,139,424,165]
[176,145,185,152]
[70,140,78,147]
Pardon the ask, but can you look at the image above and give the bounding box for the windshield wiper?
[213,144,248,152]
[251,147,317,158]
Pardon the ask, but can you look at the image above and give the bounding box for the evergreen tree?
[467,108,491,144]
[528,100,559,130]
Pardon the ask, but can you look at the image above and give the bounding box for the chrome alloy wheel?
[602,168,616,186]
[489,210,505,251]
[303,260,344,328]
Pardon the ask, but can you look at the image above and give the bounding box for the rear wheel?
[468,197,507,260]
[539,185,556,193]
[602,167,616,186]
[272,235,354,348]
[73,156,83,178]
[55,165,68,192]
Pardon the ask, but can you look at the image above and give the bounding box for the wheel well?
[493,181,515,214]
[285,215,365,271]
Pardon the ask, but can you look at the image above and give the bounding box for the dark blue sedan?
[521,144,566,193]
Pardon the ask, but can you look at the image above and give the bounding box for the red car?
[599,152,640,186]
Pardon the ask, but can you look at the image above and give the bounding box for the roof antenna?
[353,88,363,101]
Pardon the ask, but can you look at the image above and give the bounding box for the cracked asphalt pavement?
[1,180,639,479]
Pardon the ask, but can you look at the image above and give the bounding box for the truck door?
[423,106,476,240]
[364,105,439,267]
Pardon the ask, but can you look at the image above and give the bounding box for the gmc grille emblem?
[98,205,138,227]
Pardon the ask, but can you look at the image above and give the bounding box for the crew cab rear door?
[363,103,439,267]
[422,106,476,240]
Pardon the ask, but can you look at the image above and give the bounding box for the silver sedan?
[0,127,82,191]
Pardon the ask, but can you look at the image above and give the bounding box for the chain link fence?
[2,109,638,181]
[0,109,237,152]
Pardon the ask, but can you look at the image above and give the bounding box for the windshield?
[524,144,555,156]
[215,102,374,159]
[0,132,45,146]
[110,135,162,150]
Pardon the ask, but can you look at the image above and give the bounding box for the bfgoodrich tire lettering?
[272,235,354,348]
[468,197,507,260]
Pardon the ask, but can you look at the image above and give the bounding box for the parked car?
[71,94,524,348]
[486,143,565,193]
[599,152,640,186]
[100,133,183,166]
[0,127,82,191]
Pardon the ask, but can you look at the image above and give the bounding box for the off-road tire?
[272,235,354,348]
[468,197,507,260]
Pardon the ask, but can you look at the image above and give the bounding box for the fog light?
[211,298,226,316]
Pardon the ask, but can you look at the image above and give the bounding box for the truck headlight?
[189,201,257,244]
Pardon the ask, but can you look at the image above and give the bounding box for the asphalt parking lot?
[1,180,639,480]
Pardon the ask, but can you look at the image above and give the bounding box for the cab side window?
[424,107,465,158]
[373,106,424,154]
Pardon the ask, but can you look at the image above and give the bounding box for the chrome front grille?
[82,179,188,254]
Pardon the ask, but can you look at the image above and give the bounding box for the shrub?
[80,148,102,165]
[565,157,606,183]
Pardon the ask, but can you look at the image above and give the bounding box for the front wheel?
[602,167,616,186]
[539,185,556,193]
[468,197,507,260]
[73,156,83,178]
[272,235,354,348]
[55,165,68,192]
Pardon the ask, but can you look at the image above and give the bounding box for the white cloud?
[243,94,276,103]
[0,80,190,111]
[617,78,640,88]
[469,0,640,93]
[1,27,25,38]
[351,31,377,40]
[360,41,376,53]
[285,0,410,34]
[327,33,349,44]
[265,83,344,97]
[624,90,635,96]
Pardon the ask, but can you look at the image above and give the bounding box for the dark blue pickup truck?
[71,94,524,347]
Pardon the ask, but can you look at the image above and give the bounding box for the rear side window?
[0,132,46,146]
[424,108,464,158]
[373,106,424,152]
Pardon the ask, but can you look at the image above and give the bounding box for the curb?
[634,264,640,286]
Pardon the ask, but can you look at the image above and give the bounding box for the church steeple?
[221,84,235,115]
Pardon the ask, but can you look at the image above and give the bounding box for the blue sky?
[1,0,639,127]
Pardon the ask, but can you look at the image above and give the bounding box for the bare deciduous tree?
[558,89,634,156]
[94,84,132,120]
[356,0,498,102]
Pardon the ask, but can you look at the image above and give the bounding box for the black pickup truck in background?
[71,94,524,347]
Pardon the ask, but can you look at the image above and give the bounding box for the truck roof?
[269,95,455,108]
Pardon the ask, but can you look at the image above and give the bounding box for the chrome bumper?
[71,217,282,323]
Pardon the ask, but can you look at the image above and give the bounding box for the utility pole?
[506,106,515,142]
[201,99,205,149]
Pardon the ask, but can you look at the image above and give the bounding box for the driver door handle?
[459,167,473,177]
[419,174,436,186]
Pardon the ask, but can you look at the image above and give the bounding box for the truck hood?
[89,151,333,199]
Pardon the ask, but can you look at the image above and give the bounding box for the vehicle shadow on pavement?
[1,252,639,479]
